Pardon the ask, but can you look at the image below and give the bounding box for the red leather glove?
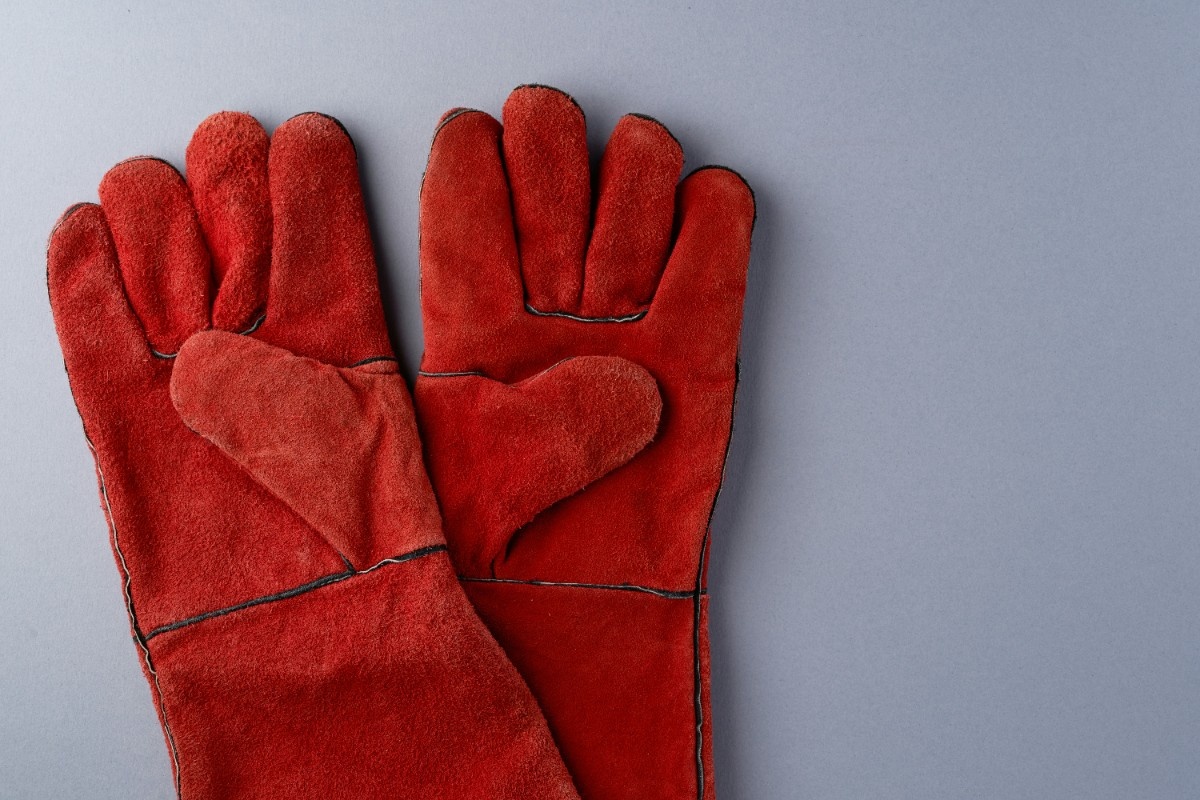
[415,86,756,800]
[47,111,588,799]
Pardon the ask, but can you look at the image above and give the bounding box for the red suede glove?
[46,111,609,799]
[414,86,756,800]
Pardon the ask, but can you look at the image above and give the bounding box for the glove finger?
[419,108,523,369]
[415,355,662,576]
[48,203,156,419]
[98,157,212,357]
[649,166,756,366]
[581,114,683,319]
[260,113,392,366]
[502,84,590,314]
[186,111,271,333]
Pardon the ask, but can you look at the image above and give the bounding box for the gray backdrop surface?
[2,2,1199,798]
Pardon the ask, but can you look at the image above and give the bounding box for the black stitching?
[417,369,487,378]
[459,576,703,600]
[431,107,485,140]
[147,312,267,360]
[512,83,586,120]
[86,436,182,795]
[417,355,620,384]
[143,545,448,641]
[524,302,647,323]
[626,112,683,150]
[238,312,266,336]
[145,573,348,639]
[286,112,358,159]
[692,356,742,798]
[348,355,399,368]
[111,155,186,180]
[47,202,94,250]
[693,536,711,798]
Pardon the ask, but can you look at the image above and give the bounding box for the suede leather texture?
[151,552,573,799]
[48,111,584,799]
[416,85,755,800]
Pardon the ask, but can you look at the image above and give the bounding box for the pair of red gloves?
[48,85,754,799]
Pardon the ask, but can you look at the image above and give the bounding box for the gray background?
[2,1,1198,798]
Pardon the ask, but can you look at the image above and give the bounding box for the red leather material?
[414,355,661,576]
[152,552,576,800]
[49,111,581,799]
[582,113,683,317]
[172,331,444,570]
[419,97,753,589]
[463,582,706,800]
[50,185,345,636]
[417,85,753,800]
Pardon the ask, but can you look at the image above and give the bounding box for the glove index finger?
[98,157,212,359]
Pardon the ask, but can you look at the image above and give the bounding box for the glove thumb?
[415,356,661,575]
[171,330,443,569]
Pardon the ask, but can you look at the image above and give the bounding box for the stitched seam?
[238,312,266,337]
[418,356,609,383]
[349,355,399,368]
[417,369,486,378]
[693,356,741,799]
[143,544,447,641]
[149,313,267,360]
[524,302,647,323]
[458,576,705,599]
[693,537,709,799]
[86,437,182,797]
